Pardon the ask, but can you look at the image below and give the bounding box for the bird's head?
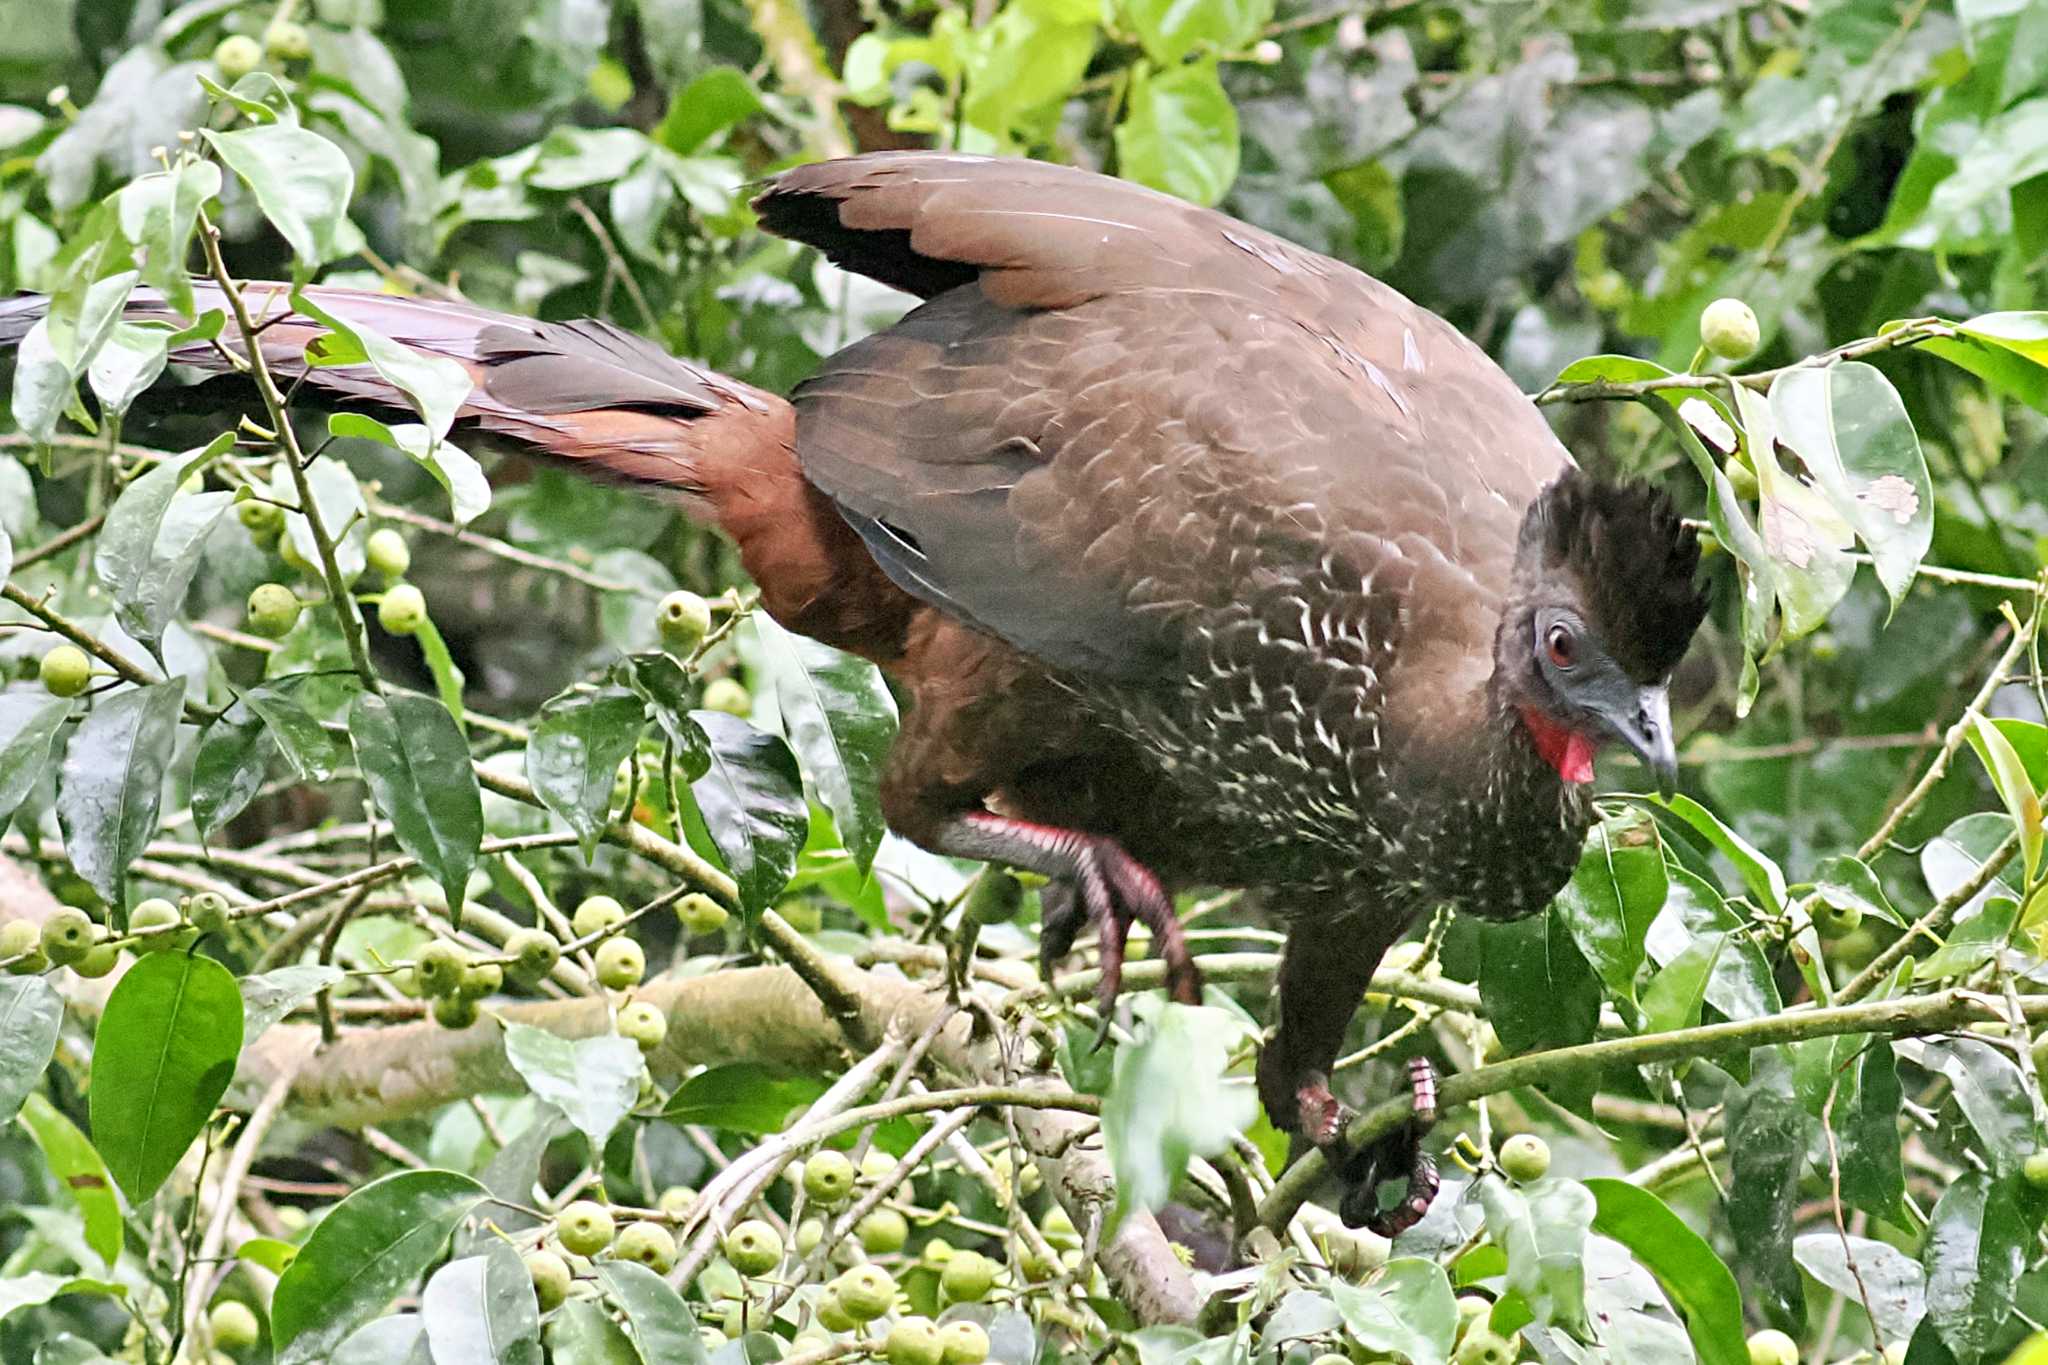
[1495,472,1709,797]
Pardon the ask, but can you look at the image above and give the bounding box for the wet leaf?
[240,964,346,1043]
[1584,1178,1746,1365]
[191,704,273,840]
[1923,1171,2025,1365]
[755,615,896,879]
[526,688,644,859]
[688,711,807,927]
[94,435,233,653]
[56,678,185,908]
[0,977,62,1123]
[502,1021,643,1156]
[1725,1058,1810,1331]
[351,691,483,914]
[0,693,73,831]
[1477,910,1602,1108]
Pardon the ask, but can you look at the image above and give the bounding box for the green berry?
[525,1248,572,1311]
[265,20,311,59]
[377,583,427,636]
[245,582,301,639]
[795,1218,825,1254]
[1454,1330,1517,1365]
[71,940,120,978]
[963,870,1023,926]
[594,936,644,990]
[1499,1133,1550,1183]
[366,528,410,582]
[128,899,184,951]
[431,994,477,1029]
[615,1220,677,1273]
[185,891,231,936]
[656,590,712,655]
[700,678,751,717]
[657,1185,695,1219]
[557,1200,615,1257]
[618,1000,667,1050]
[213,34,262,78]
[0,920,44,974]
[939,1251,997,1303]
[1722,455,1759,502]
[939,1321,990,1365]
[1309,1357,1351,1365]
[237,498,284,536]
[1747,1329,1798,1365]
[1700,297,1761,362]
[412,940,467,997]
[675,893,729,937]
[720,1297,769,1338]
[504,928,561,985]
[2024,1150,2048,1190]
[803,1150,857,1207]
[885,1317,945,1365]
[1041,1203,1078,1249]
[921,1237,955,1265]
[209,1299,260,1352]
[831,1264,895,1321]
[1813,899,1862,941]
[572,894,627,938]
[724,1218,782,1275]
[858,1207,909,1255]
[457,961,502,999]
[40,908,98,967]
[39,645,92,697]
[815,1288,858,1333]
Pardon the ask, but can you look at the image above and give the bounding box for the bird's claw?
[1037,837,1202,1015]
[1335,1057,1443,1238]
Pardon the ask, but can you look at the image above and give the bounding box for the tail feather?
[1,282,916,662]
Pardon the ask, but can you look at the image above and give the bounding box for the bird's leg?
[1337,1057,1442,1237]
[930,812,1201,1012]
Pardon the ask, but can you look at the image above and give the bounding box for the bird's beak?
[1595,683,1679,798]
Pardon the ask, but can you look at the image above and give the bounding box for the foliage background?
[1,0,2048,1363]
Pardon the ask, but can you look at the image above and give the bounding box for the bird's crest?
[1521,472,1709,681]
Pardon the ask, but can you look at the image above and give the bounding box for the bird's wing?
[759,154,1573,684]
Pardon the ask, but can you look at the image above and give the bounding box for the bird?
[1,152,1709,1232]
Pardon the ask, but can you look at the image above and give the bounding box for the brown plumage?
[2,152,1708,1230]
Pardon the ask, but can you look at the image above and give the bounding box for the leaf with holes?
[57,678,185,910]
[19,1092,121,1267]
[351,691,483,915]
[89,951,243,1204]
[687,711,808,926]
[755,614,896,878]
[1738,382,1855,639]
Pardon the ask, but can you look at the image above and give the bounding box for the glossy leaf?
[88,951,243,1204]
[1475,1175,1593,1334]
[333,1315,427,1365]
[0,693,72,832]
[1904,1037,2038,1178]
[1834,1038,1908,1222]
[1115,60,1239,208]
[298,290,476,443]
[614,653,711,777]
[501,1021,643,1156]
[0,977,62,1123]
[1650,793,1787,912]
[595,1261,709,1364]
[1584,1178,1746,1365]
[240,964,346,1043]
[1121,0,1270,63]
[542,1299,640,1364]
[1913,896,2019,982]
[269,454,370,585]
[201,124,363,267]
[18,1092,121,1267]
[113,159,219,316]
[1656,867,1781,1029]
[1103,1002,1257,1228]
[1794,1233,1926,1345]
[526,688,645,859]
[1554,810,1667,1012]
[351,691,483,914]
[1922,812,2023,918]
[755,615,897,878]
[1477,910,1602,1107]
[11,270,138,444]
[94,435,233,653]
[57,677,183,911]
[1967,714,2043,885]
[659,1062,827,1134]
[1769,362,1932,609]
[240,681,342,781]
[272,1169,487,1364]
[1918,312,2048,415]
[1640,932,1722,1036]
[0,1274,125,1327]
[1326,1259,1457,1365]
[1724,1059,1810,1331]
[1923,1172,2026,1365]
[688,711,808,927]
[191,704,273,840]
[421,1241,542,1365]
[1813,854,1906,927]
[328,411,488,523]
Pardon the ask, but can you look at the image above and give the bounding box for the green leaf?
[1115,60,1240,207]
[0,693,73,832]
[333,1316,427,1365]
[1908,1037,2038,1179]
[1474,1175,1594,1334]
[269,454,370,584]
[1915,896,2019,982]
[0,1273,125,1326]
[86,321,175,418]
[10,269,138,445]
[0,977,62,1123]
[1813,854,1905,927]
[1554,810,1667,1013]
[1476,911,1601,1108]
[1659,867,1781,1031]
[420,1240,543,1365]
[350,691,484,914]
[594,1262,709,1364]
[1326,1259,1457,1365]
[413,615,470,725]
[1794,1233,1925,1346]
[688,711,808,927]
[240,681,343,781]
[1120,0,1272,64]
[755,616,897,879]
[1725,1059,1809,1331]
[191,705,273,840]
[201,124,363,267]
[526,689,645,859]
[1584,1178,1746,1365]
[1103,1001,1257,1228]
[1924,1171,2027,1365]
[1968,714,2043,885]
[1647,793,1787,912]
[88,951,243,1204]
[655,66,764,153]
[114,159,220,317]
[501,1021,644,1156]
[1834,1037,1907,1222]
[539,1299,640,1364]
[1738,381,1855,639]
[272,1169,487,1365]
[94,435,234,653]
[240,964,347,1043]
[615,653,710,775]
[659,1062,828,1135]
[1640,932,1722,1036]
[1769,362,1933,610]
[17,1091,122,1267]
[56,679,185,909]
[1914,319,2048,414]
[328,412,489,524]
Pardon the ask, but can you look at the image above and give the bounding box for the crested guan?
[0,152,1709,1231]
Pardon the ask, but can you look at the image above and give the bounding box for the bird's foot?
[1334,1058,1443,1239]
[932,813,1202,1015]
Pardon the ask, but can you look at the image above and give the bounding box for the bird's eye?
[1545,623,1578,669]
